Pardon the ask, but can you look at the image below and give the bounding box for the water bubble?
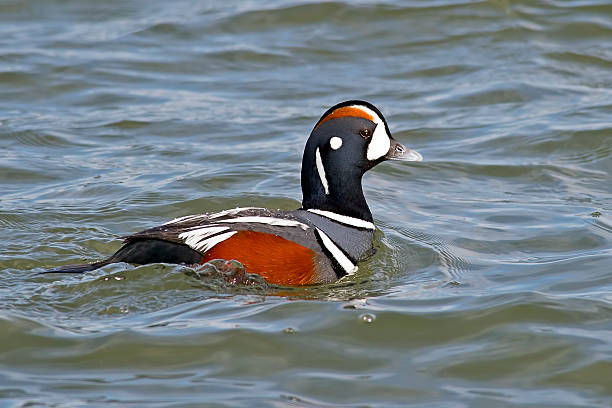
[359,313,375,323]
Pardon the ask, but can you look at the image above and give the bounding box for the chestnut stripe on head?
[314,106,375,131]
[313,103,391,162]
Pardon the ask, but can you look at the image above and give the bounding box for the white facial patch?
[350,105,391,161]
[368,123,391,161]
[329,136,343,150]
[315,147,329,195]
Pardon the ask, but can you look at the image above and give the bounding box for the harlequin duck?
[45,100,422,285]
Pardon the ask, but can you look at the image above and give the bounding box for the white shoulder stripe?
[207,207,261,219]
[217,216,309,230]
[315,147,329,195]
[163,207,262,225]
[315,228,358,275]
[307,209,375,230]
[163,214,206,225]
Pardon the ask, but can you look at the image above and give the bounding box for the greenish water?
[1,0,611,406]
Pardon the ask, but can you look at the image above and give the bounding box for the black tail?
[42,260,111,274]
[43,239,203,274]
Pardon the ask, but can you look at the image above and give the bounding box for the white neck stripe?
[315,147,329,195]
[307,209,375,230]
[315,228,358,275]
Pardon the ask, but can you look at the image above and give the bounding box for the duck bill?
[385,138,423,162]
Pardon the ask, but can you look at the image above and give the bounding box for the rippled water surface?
[1,0,611,406]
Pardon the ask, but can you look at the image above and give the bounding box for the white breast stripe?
[315,228,358,275]
[217,216,309,230]
[315,147,329,195]
[178,226,229,249]
[307,209,375,230]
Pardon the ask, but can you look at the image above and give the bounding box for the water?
[1,0,611,406]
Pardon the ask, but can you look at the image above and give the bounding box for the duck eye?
[359,128,372,138]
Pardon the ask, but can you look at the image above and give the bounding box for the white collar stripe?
[307,209,375,230]
[315,228,358,275]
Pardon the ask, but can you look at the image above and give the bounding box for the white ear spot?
[329,136,343,150]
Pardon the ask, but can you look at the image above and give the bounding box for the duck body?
[45,100,422,285]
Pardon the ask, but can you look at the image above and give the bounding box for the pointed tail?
[42,260,111,274]
[42,238,204,274]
